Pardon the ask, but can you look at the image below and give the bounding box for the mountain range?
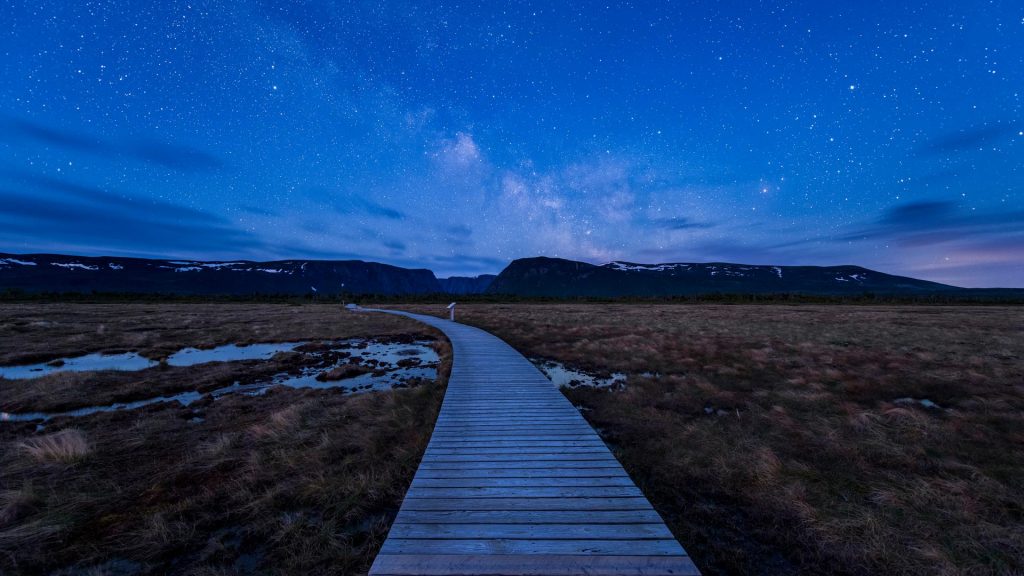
[2,252,1013,298]
[487,257,961,297]
[0,254,446,295]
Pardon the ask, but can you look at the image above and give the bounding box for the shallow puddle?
[1,340,439,423]
[0,342,306,379]
[167,342,304,366]
[0,352,158,379]
[532,359,627,388]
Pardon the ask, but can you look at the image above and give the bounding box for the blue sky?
[1,0,1021,285]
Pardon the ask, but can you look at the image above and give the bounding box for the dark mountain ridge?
[4,253,1013,298]
[0,253,441,295]
[486,257,963,297]
[438,275,496,295]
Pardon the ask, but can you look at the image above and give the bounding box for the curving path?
[366,309,700,576]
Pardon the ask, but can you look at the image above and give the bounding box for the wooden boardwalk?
[366,309,700,576]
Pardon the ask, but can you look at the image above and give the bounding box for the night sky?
[1,1,1021,286]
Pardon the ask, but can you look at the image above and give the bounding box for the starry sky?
[1,1,1022,286]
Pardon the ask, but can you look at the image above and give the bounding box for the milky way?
[1,1,1021,286]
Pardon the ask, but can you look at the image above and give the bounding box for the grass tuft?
[19,429,91,463]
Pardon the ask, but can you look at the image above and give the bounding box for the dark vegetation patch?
[317,363,373,382]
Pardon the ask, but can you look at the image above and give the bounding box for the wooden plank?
[442,399,565,403]
[436,415,583,420]
[432,422,591,428]
[394,510,666,525]
[430,430,596,437]
[388,522,676,540]
[414,467,629,479]
[440,404,575,410]
[421,454,617,463]
[425,446,609,455]
[378,538,685,556]
[404,486,644,499]
[433,423,588,429]
[428,438,604,445]
[397,497,656,512]
[370,554,700,576]
[423,448,611,456]
[425,446,614,453]
[418,460,626,470]
[429,433,600,439]
[411,477,639,488]
[437,415,579,420]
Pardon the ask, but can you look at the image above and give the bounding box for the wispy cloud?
[921,123,1017,155]
[840,200,1024,246]
[309,187,406,220]
[646,216,715,230]
[0,176,259,256]
[3,171,224,224]
[382,239,406,252]
[3,116,225,173]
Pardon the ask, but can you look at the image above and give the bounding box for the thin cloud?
[382,239,407,252]
[3,116,225,173]
[3,172,225,224]
[357,198,405,220]
[443,224,474,247]
[841,200,1024,246]
[309,187,406,221]
[0,188,259,255]
[647,216,716,230]
[0,171,259,256]
[921,123,1016,154]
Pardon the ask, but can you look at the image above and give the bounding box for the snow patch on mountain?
[836,273,868,283]
[604,261,692,272]
[0,258,37,267]
[201,262,244,269]
[52,262,99,271]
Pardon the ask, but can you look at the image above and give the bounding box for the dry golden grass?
[19,429,91,463]
[397,303,1024,576]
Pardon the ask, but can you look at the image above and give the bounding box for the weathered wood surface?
[366,309,699,576]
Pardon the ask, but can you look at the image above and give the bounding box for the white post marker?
[447,302,456,321]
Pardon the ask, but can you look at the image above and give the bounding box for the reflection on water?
[0,342,307,380]
[0,352,157,379]
[166,342,304,366]
[532,359,627,389]
[1,340,439,423]
[1,391,204,422]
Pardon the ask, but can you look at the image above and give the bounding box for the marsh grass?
[0,302,424,366]
[19,429,91,463]
[0,304,436,414]
[398,303,1024,576]
[0,304,451,575]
